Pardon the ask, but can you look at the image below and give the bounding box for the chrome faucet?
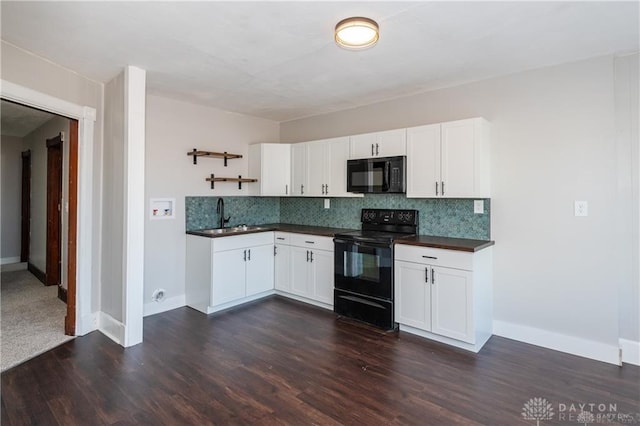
[216,197,230,229]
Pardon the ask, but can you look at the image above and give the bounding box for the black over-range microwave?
[346,156,406,194]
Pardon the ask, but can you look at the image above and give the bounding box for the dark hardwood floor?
[2,296,639,425]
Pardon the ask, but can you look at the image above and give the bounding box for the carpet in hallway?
[1,270,74,372]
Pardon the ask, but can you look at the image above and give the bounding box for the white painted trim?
[274,291,333,311]
[76,312,98,336]
[143,294,186,317]
[493,320,621,366]
[122,66,146,347]
[98,311,125,345]
[0,257,21,265]
[1,79,97,336]
[620,339,640,366]
[398,324,489,353]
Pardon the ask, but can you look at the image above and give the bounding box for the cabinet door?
[441,120,476,197]
[376,129,406,157]
[431,266,473,343]
[291,143,308,196]
[245,244,275,297]
[350,133,377,159]
[290,246,312,297]
[306,140,325,196]
[394,261,431,331]
[274,243,291,292]
[262,144,291,196]
[406,124,441,198]
[212,249,246,306]
[310,249,334,305]
[326,137,350,196]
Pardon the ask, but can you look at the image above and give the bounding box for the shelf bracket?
[210,174,215,189]
[238,175,242,190]
[192,148,198,165]
[224,152,228,167]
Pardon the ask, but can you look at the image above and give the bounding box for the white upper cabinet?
[406,118,490,198]
[248,143,291,196]
[291,136,356,197]
[349,128,406,159]
[290,142,308,196]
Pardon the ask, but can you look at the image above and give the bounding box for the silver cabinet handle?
[325,184,328,194]
[310,251,314,262]
[422,255,437,260]
[322,184,325,194]
[248,249,251,261]
[305,241,315,244]
[435,181,439,196]
[431,268,435,284]
[276,237,285,240]
[306,250,309,262]
[285,184,288,195]
[425,267,429,283]
[274,246,277,256]
[371,144,374,156]
[301,184,304,195]
[243,250,247,261]
[375,143,379,156]
[441,181,445,195]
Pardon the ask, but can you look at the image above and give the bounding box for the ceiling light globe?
[335,17,379,50]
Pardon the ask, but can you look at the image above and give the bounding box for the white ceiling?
[1,1,638,122]
[1,100,56,137]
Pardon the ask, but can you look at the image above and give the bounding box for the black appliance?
[346,156,406,194]
[334,208,418,329]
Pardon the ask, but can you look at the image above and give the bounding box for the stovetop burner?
[335,208,419,244]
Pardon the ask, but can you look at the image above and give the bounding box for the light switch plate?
[575,201,588,217]
[474,200,484,214]
[324,199,330,209]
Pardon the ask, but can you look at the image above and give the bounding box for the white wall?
[21,117,70,283]
[102,72,125,323]
[615,53,640,345]
[0,135,23,262]
[281,55,637,363]
[1,41,103,313]
[144,94,279,316]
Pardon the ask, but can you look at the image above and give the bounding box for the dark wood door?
[20,150,31,263]
[46,134,63,287]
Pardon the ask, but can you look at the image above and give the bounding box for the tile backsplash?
[186,195,490,240]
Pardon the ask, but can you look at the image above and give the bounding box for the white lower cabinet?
[394,244,492,352]
[274,233,291,292]
[276,233,334,309]
[186,232,274,314]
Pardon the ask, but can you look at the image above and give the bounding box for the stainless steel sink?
[194,226,268,235]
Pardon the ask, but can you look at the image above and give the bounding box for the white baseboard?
[619,339,640,366]
[98,312,125,345]
[493,320,620,366]
[1,257,21,265]
[76,312,98,336]
[143,294,186,317]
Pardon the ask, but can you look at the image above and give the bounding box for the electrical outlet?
[474,200,484,214]
[574,201,588,217]
[324,199,330,209]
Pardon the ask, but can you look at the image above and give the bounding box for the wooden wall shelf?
[206,174,258,190]
[187,149,243,166]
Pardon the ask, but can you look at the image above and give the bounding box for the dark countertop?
[187,223,356,238]
[395,235,494,252]
[187,223,494,252]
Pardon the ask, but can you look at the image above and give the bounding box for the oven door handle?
[333,238,391,249]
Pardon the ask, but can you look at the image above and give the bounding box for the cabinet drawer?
[395,244,473,271]
[290,233,334,252]
[274,232,293,245]
[212,232,274,252]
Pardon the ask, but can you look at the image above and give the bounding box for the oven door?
[334,238,393,300]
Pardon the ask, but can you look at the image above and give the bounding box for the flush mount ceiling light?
[335,17,379,50]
